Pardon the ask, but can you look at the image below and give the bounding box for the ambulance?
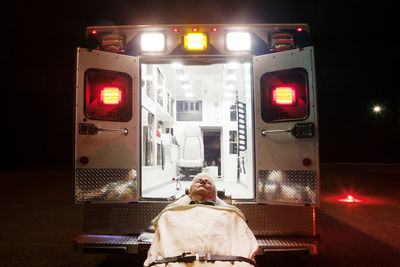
[73,23,322,257]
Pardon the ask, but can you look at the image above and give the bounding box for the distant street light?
[372,105,383,113]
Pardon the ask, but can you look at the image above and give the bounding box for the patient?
[188,173,217,204]
[144,173,258,266]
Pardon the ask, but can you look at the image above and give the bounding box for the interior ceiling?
[157,63,246,101]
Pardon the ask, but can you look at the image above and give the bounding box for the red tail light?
[85,68,132,122]
[260,68,308,122]
[272,86,296,105]
[100,87,122,105]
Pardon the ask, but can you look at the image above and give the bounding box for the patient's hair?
[190,173,217,200]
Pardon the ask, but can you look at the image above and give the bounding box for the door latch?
[261,123,314,138]
[79,123,128,136]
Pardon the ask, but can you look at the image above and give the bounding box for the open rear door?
[253,47,319,206]
[74,48,139,203]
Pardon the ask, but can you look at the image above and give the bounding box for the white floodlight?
[141,33,165,52]
[226,32,251,51]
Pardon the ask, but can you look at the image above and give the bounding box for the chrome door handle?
[96,127,129,136]
[261,129,291,136]
[261,123,315,138]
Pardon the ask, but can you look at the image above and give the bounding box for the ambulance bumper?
[73,234,323,255]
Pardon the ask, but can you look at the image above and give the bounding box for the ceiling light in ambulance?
[181,83,190,90]
[227,62,239,69]
[141,33,165,52]
[177,74,189,81]
[172,62,183,69]
[185,92,194,98]
[272,87,296,105]
[100,87,122,105]
[226,32,251,51]
[225,83,234,90]
[184,33,208,51]
[226,74,237,81]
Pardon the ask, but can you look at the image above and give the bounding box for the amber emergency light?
[184,33,207,51]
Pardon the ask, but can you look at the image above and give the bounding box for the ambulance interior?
[141,61,254,200]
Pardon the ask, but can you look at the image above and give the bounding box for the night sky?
[3,0,399,170]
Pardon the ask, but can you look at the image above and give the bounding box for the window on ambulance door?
[260,68,308,123]
[84,68,132,122]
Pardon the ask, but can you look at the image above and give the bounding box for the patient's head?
[189,173,216,202]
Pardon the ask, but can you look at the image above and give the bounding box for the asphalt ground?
[1,163,400,266]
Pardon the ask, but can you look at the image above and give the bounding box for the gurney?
[144,196,258,266]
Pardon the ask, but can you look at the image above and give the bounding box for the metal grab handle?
[261,129,291,136]
[96,127,129,136]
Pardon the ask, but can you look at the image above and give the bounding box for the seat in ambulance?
[178,126,204,180]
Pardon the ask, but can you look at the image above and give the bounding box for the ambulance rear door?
[253,47,319,206]
[74,48,139,203]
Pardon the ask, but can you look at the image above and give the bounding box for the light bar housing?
[86,24,310,56]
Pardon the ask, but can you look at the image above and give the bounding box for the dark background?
[3,0,399,170]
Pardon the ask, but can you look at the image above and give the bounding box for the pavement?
[1,163,400,266]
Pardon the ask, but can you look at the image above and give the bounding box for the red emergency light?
[336,194,365,203]
[272,86,296,105]
[85,69,132,122]
[100,87,122,105]
[211,27,218,32]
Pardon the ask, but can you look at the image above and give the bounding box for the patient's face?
[189,175,216,202]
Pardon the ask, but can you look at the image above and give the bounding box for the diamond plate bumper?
[257,170,317,205]
[75,168,137,202]
[74,234,323,255]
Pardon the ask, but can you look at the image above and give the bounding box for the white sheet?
[144,203,258,266]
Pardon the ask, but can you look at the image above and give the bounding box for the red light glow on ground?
[321,192,389,205]
[335,194,365,203]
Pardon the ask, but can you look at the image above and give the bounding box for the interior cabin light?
[141,33,165,52]
[171,62,183,69]
[185,92,194,98]
[226,32,251,51]
[184,33,207,51]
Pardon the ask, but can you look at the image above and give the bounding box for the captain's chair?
[178,126,204,179]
